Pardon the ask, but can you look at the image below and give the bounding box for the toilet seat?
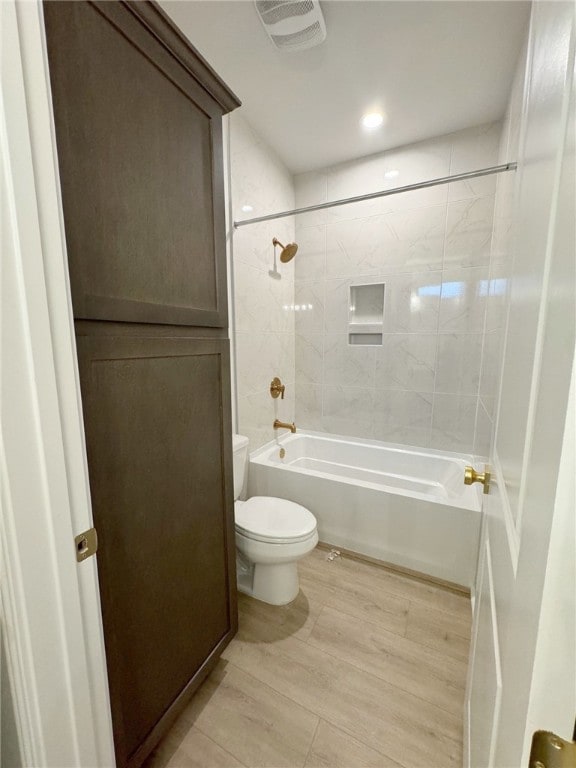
[235,496,317,544]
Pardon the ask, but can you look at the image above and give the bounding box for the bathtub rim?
[249,429,482,513]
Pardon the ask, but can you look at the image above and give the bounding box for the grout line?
[302,716,321,768]
[309,718,407,768]
[302,603,330,642]
[196,728,250,768]
[224,658,326,727]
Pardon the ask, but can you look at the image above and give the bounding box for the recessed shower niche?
[348,282,385,345]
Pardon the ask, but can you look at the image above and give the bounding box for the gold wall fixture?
[272,237,298,263]
[530,728,576,768]
[464,465,491,494]
[270,376,285,399]
[273,419,296,433]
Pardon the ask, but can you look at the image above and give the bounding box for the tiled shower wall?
[475,46,526,457]
[294,123,502,453]
[230,113,296,449]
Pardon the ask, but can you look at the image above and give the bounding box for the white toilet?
[232,434,318,605]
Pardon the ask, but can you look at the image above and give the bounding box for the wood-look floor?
[144,548,472,768]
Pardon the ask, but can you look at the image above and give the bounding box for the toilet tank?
[232,434,249,500]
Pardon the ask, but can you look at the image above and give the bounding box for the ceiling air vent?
[254,0,327,52]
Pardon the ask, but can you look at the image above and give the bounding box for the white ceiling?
[161,0,530,174]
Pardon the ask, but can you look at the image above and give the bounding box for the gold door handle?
[464,465,491,494]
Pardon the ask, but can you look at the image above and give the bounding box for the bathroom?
[1,1,574,768]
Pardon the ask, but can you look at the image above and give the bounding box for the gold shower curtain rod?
[233,162,517,228]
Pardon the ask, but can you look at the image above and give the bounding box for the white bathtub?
[248,431,482,588]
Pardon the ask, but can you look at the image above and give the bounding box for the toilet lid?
[235,496,317,544]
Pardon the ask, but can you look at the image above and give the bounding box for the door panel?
[466,4,575,766]
[44,1,231,327]
[468,539,502,768]
[77,333,237,765]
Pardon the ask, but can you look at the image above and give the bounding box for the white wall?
[293,124,502,453]
[230,113,296,449]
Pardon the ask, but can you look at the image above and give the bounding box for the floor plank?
[308,606,468,716]
[236,588,324,643]
[298,569,409,637]
[304,720,401,768]
[181,661,319,768]
[406,601,472,662]
[145,725,246,768]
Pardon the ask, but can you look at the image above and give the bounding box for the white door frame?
[1,1,114,764]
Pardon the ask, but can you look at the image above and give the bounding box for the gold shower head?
[273,237,298,263]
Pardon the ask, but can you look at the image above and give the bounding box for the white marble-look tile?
[381,204,446,274]
[323,333,376,389]
[444,196,495,269]
[234,262,294,333]
[448,122,501,201]
[295,225,326,282]
[375,334,437,392]
[474,401,493,460]
[233,222,273,271]
[384,272,442,333]
[504,47,525,164]
[326,153,387,221]
[234,263,272,333]
[322,386,375,437]
[268,270,295,332]
[372,390,433,447]
[491,171,517,266]
[235,332,267,399]
[324,277,353,332]
[325,216,386,280]
[236,331,294,399]
[294,282,325,333]
[294,170,328,227]
[238,390,276,450]
[296,333,323,386]
[430,394,477,453]
[484,261,510,333]
[438,267,489,333]
[231,113,296,450]
[381,136,451,213]
[295,383,323,432]
[479,330,503,419]
[233,213,295,272]
[435,333,483,396]
[231,113,295,223]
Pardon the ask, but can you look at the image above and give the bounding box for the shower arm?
[233,162,517,228]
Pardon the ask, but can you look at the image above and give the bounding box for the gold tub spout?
[273,419,296,434]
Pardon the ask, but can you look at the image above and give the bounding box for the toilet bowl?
[233,435,318,605]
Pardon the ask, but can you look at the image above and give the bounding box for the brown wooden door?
[43,2,241,766]
[76,332,236,765]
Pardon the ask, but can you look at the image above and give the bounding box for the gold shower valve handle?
[464,465,491,494]
[270,377,285,399]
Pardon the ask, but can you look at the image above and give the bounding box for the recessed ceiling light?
[241,204,253,213]
[385,169,399,179]
[361,112,384,130]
